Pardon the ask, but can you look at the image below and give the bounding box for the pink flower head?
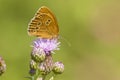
[32,38,60,55]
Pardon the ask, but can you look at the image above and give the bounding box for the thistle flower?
[28,38,63,80]
[32,38,60,55]
[0,56,6,76]
[53,62,64,74]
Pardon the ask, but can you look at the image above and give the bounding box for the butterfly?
[28,6,59,39]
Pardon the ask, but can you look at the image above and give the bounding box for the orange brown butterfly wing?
[28,6,59,39]
[39,6,59,34]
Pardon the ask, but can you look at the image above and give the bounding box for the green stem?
[31,76,34,80]
[53,74,57,80]
[42,75,47,80]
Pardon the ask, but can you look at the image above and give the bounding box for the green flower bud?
[38,63,46,75]
[29,60,37,69]
[53,62,64,74]
[31,48,46,62]
[38,55,53,75]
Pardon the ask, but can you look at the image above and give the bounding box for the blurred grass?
[0,0,120,80]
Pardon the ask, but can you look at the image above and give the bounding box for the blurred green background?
[0,0,120,80]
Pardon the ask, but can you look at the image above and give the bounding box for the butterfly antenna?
[59,35,71,47]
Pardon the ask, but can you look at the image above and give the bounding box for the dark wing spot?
[36,27,39,29]
[37,22,41,25]
[48,19,51,22]
[29,28,36,29]
[45,19,51,26]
